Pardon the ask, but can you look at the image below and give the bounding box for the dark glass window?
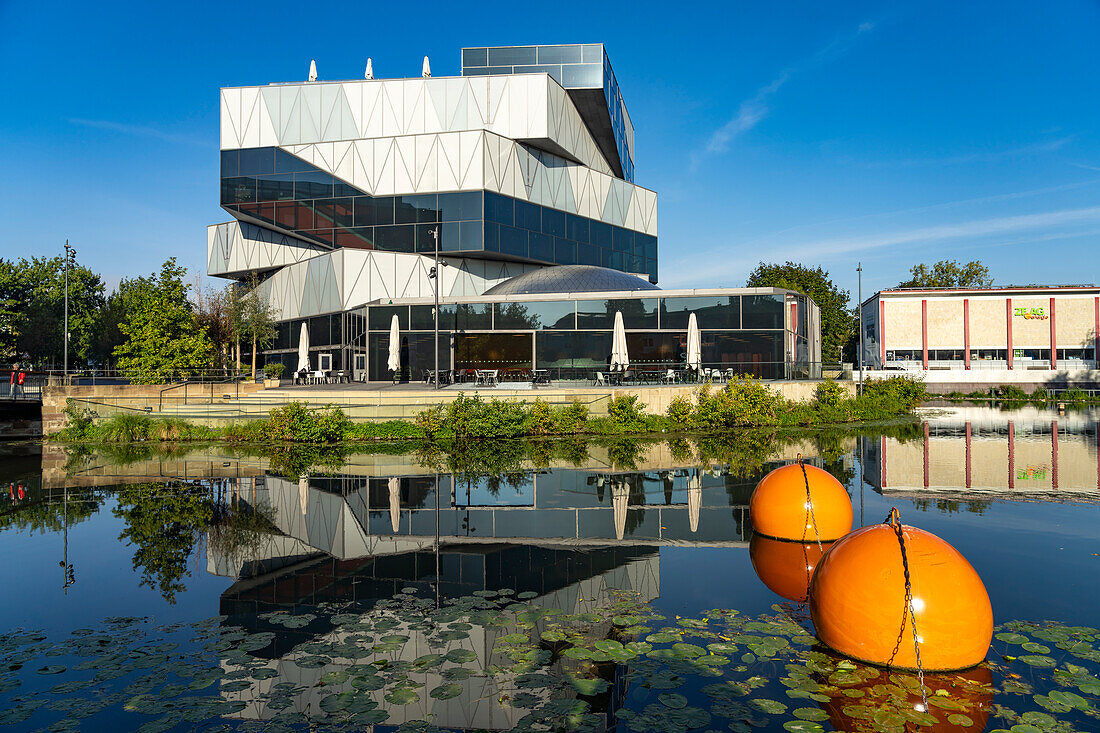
[494,301,575,330]
[462,47,487,67]
[703,332,783,379]
[239,147,275,176]
[294,170,333,199]
[590,221,611,248]
[220,150,239,177]
[578,246,600,266]
[415,223,440,253]
[440,191,482,221]
[626,333,681,367]
[742,295,784,329]
[412,304,448,330]
[440,221,461,251]
[567,214,589,243]
[375,224,414,253]
[515,200,541,231]
[222,177,255,204]
[661,296,740,330]
[555,238,577,265]
[459,221,482,251]
[535,332,612,371]
[484,222,499,251]
[530,232,554,262]
[256,174,295,201]
[396,194,439,224]
[455,333,532,370]
[542,207,566,237]
[488,46,537,66]
[638,234,657,260]
[368,305,409,331]
[485,193,514,225]
[499,226,527,257]
[334,227,373,249]
[275,148,313,173]
[537,45,582,64]
[315,198,353,228]
[612,226,633,252]
[576,298,658,329]
[457,304,493,331]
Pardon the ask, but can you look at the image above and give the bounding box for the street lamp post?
[63,241,76,380]
[857,262,863,395]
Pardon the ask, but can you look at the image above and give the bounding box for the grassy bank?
[56,375,925,446]
[938,384,1100,405]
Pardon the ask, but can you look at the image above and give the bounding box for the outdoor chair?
[593,372,608,386]
[662,369,678,384]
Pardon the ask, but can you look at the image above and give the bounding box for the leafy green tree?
[113,258,214,383]
[898,260,992,288]
[746,262,853,362]
[242,278,277,379]
[113,483,213,603]
[0,256,106,367]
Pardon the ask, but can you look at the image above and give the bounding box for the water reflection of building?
[863,406,1100,500]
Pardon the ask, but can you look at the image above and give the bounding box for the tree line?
[0,256,277,383]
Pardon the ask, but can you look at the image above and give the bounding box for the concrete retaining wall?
[864,368,1100,395]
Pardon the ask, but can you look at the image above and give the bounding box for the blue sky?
[2,0,1097,301]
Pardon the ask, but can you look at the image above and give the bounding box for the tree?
[113,258,214,383]
[0,256,106,367]
[898,260,992,289]
[242,277,278,380]
[746,262,853,362]
[194,282,236,374]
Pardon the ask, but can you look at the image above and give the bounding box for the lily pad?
[430,683,463,699]
[569,676,610,696]
[658,692,687,709]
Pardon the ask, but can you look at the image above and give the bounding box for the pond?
[1,405,1098,732]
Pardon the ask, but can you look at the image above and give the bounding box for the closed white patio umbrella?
[610,311,629,372]
[612,478,629,541]
[296,323,310,375]
[686,312,702,374]
[687,470,702,533]
[387,315,401,380]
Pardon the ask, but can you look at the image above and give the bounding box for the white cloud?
[69,118,207,147]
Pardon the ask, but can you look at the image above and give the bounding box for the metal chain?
[797,455,825,554]
[885,507,930,715]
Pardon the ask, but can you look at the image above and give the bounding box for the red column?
[923,422,930,489]
[1006,298,1014,370]
[921,299,929,369]
[1050,297,1057,369]
[880,300,886,365]
[1052,421,1059,490]
[1008,421,1015,489]
[965,421,972,489]
[964,299,971,370]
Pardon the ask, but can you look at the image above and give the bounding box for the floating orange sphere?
[809,518,993,671]
[749,534,834,602]
[749,462,852,542]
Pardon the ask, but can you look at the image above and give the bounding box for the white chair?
[594,371,608,386]
[662,369,678,384]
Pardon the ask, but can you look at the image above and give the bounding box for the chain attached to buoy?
[797,455,825,553]
[884,507,929,715]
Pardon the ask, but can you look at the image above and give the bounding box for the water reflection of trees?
[911,498,991,515]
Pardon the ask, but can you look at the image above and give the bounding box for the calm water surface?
[1,405,1097,732]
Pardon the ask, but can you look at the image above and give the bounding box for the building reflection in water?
[203,459,797,728]
[863,406,1100,500]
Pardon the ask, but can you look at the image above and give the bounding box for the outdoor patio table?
[532,369,551,386]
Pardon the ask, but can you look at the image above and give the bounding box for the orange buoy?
[749,534,833,602]
[749,460,852,542]
[818,661,993,732]
[809,509,993,671]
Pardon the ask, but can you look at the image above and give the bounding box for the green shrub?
[666,395,694,425]
[608,394,648,426]
[861,376,927,409]
[99,413,157,442]
[263,362,286,379]
[264,401,349,443]
[813,379,848,408]
[525,399,556,435]
[990,384,1029,401]
[695,377,787,429]
[62,399,97,440]
[418,394,529,440]
[554,399,589,434]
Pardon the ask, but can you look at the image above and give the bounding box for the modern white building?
[208,44,821,380]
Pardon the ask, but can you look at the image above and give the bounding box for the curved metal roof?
[483,265,659,296]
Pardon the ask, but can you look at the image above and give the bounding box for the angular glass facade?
[265,291,810,382]
[220,147,656,280]
[461,44,635,182]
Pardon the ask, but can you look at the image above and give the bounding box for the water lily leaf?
[569,676,609,696]
[384,686,420,705]
[948,713,975,726]
[564,647,592,660]
[1048,689,1089,709]
[783,722,825,732]
[430,683,463,699]
[445,648,477,663]
[658,692,687,709]
[37,665,66,674]
[442,667,473,681]
[792,707,829,721]
[1019,655,1057,667]
[995,632,1030,644]
[750,699,786,715]
[1020,642,1051,654]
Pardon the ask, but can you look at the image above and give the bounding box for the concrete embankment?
[40,379,850,437]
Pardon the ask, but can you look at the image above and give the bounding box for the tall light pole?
[428,228,447,390]
[857,262,863,395]
[63,242,76,380]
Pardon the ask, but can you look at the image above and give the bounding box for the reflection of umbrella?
[388,477,401,533]
[387,315,401,375]
[612,479,629,541]
[298,475,310,515]
[687,471,702,533]
[610,311,629,372]
[296,323,310,373]
[686,312,701,372]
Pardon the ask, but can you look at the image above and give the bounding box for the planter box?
[263,378,281,388]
